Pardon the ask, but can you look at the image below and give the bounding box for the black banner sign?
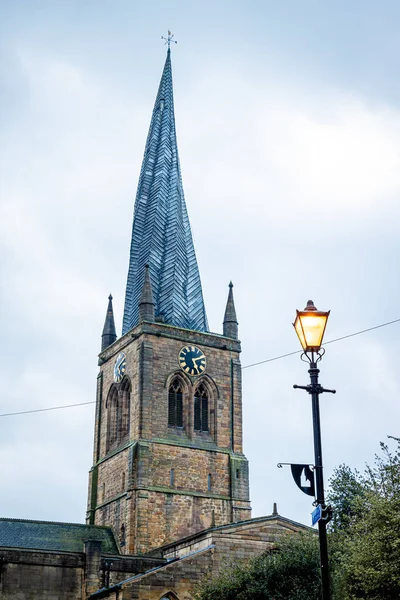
[290,464,315,497]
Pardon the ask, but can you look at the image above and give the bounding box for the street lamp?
[293,300,335,600]
[293,300,330,353]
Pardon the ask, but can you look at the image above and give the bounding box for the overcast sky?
[1,0,400,528]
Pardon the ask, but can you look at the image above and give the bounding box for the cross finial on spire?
[161,30,177,49]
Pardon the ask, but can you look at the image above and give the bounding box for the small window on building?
[120,523,126,547]
[121,472,126,491]
[236,469,240,479]
[102,482,106,501]
[194,383,209,432]
[208,473,212,491]
[168,379,183,428]
[170,468,175,487]
[160,595,178,600]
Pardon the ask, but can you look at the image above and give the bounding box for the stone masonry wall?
[97,450,130,505]
[104,547,214,600]
[144,443,231,496]
[209,519,306,574]
[96,322,244,454]
[134,490,232,554]
[0,547,167,600]
[89,321,251,555]
[0,549,83,600]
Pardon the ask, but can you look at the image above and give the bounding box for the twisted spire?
[122,50,208,334]
[139,264,155,322]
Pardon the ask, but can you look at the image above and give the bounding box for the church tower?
[86,48,251,555]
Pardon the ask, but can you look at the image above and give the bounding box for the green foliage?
[196,438,400,600]
[327,463,365,532]
[328,436,400,600]
[338,489,400,599]
[195,533,321,600]
[366,437,400,498]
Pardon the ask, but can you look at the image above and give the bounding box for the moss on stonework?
[0,518,118,554]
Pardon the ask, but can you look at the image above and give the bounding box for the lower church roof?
[0,517,118,554]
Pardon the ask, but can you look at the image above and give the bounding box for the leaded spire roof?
[139,264,155,323]
[122,49,208,335]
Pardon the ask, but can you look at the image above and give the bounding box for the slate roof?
[122,49,208,335]
[0,518,118,554]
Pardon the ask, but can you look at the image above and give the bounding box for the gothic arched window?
[106,378,131,454]
[106,385,119,452]
[119,376,131,442]
[160,593,179,600]
[168,379,183,428]
[194,383,209,432]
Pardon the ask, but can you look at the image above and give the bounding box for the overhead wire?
[1,317,400,417]
[241,317,400,370]
[0,401,96,417]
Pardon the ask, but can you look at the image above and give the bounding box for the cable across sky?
[1,316,400,417]
[241,317,400,370]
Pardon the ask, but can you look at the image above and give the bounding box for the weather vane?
[161,31,178,49]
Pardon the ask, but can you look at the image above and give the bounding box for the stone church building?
[0,47,308,599]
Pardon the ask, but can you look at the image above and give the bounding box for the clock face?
[114,352,127,383]
[178,346,206,376]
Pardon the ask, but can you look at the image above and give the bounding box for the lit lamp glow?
[293,300,330,352]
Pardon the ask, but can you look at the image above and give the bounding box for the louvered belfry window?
[168,379,183,428]
[194,383,209,432]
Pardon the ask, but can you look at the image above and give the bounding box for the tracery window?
[106,385,119,452]
[106,377,131,453]
[168,379,183,428]
[194,383,209,432]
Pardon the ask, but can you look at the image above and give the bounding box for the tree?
[195,532,321,600]
[326,463,365,532]
[196,438,400,600]
[328,436,400,600]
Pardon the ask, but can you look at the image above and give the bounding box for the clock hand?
[192,356,205,370]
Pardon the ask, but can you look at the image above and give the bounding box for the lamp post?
[293,300,335,600]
